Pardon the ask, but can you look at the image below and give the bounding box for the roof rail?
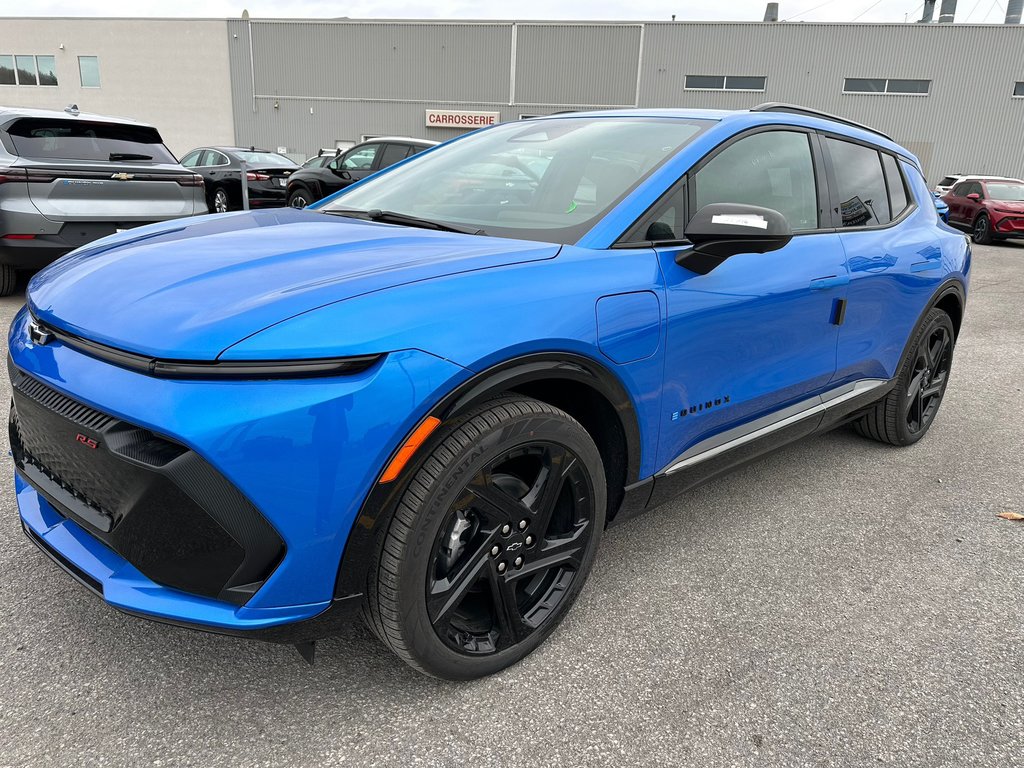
[750,102,894,142]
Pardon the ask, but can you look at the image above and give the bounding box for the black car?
[286,137,438,208]
[180,146,298,213]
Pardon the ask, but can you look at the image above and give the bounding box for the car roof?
[528,107,916,165]
[0,104,155,128]
[357,137,439,146]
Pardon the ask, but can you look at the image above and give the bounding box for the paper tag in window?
[711,214,768,229]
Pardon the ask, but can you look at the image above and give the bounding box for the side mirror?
[678,203,793,275]
[966,193,981,201]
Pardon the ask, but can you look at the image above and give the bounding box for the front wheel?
[972,213,992,245]
[212,188,230,214]
[853,308,955,446]
[363,397,606,680]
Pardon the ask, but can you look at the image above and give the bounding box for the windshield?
[987,183,1024,202]
[5,118,177,163]
[234,151,295,167]
[321,117,712,243]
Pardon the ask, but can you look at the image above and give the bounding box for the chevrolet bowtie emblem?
[111,172,134,181]
[28,321,52,346]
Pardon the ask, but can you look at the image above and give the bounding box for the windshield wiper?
[327,208,486,236]
[109,152,153,161]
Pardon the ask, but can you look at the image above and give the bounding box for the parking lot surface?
[0,242,1021,768]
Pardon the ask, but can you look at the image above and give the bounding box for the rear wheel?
[972,213,992,245]
[288,188,312,209]
[0,264,16,297]
[363,397,606,680]
[853,308,955,446]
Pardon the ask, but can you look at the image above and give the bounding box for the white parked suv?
[0,105,207,296]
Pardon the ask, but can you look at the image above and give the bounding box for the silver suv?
[0,105,207,296]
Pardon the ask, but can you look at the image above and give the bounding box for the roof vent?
[938,0,957,23]
[1006,0,1022,24]
[919,0,936,22]
[763,2,779,22]
[64,104,80,116]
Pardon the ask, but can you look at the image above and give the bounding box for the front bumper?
[8,307,469,635]
[992,213,1024,238]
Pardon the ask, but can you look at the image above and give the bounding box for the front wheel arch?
[332,352,643,600]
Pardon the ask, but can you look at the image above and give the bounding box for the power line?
[783,0,843,22]
[964,0,985,22]
[852,0,887,21]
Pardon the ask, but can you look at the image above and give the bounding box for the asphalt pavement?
[0,242,1021,767]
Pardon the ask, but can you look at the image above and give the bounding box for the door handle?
[810,274,850,290]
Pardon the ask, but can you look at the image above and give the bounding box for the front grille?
[9,360,284,604]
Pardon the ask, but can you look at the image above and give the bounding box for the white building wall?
[0,18,234,156]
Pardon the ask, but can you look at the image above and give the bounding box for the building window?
[79,56,100,88]
[0,54,59,86]
[685,75,767,92]
[844,77,930,95]
[0,56,14,85]
[15,55,38,85]
[36,55,57,86]
[1014,81,1024,97]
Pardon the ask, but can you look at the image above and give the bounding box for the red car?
[942,177,1024,244]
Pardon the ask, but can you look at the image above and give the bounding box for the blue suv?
[9,104,969,679]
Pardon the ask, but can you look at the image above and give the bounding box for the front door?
[649,129,847,472]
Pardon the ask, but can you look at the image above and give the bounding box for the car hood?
[992,200,1024,212]
[27,208,559,360]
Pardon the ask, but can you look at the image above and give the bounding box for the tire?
[212,188,230,214]
[288,188,312,209]
[0,264,16,297]
[853,308,955,446]
[363,396,607,680]
[972,213,992,245]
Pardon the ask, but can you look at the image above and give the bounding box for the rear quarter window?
[5,118,177,163]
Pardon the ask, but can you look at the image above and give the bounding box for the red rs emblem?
[75,433,99,449]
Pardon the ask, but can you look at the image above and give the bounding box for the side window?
[971,182,985,199]
[197,150,216,167]
[180,151,201,168]
[825,137,892,228]
[949,182,967,198]
[210,151,230,167]
[881,153,910,218]
[622,177,688,244]
[691,130,819,231]
[378,143,409,169]
[342,144,379,171]
[407,145,426,158]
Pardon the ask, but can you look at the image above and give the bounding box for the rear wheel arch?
[332,352,643,600]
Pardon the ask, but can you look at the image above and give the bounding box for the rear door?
[945,181,970,224]
[825,136,943,384]
[6,116,199,222]
[377,142,411,171]
[960,181,985,225]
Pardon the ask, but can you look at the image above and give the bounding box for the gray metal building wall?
[227,19,1024,182]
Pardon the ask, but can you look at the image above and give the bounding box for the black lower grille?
[9,359,285,604]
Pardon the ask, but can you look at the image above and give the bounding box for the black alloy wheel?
[904,320,953,436]
[288,189,310,209]
[427,442,595,656]
[853,307,956,446]
[972,214,992,245]
[364,397,606,680]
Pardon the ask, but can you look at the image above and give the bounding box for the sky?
[0,0,1016,24]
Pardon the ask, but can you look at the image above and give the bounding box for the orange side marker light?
[379,416,441,483]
